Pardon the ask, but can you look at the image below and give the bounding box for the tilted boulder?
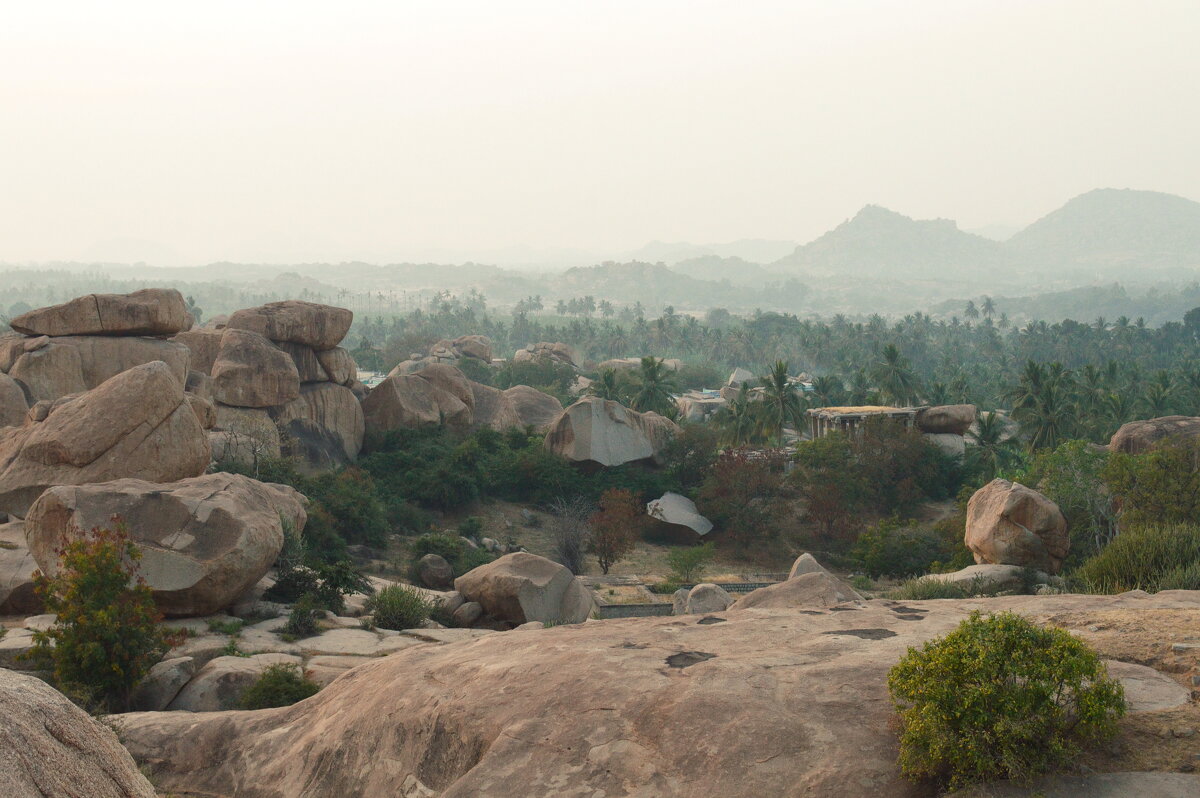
[1,669,158,797]
[682,582,734,614]
[469,382,523,432]
[0,362,211,516]
[647,492,713,537]
[0,520,39,614]
[787,552,827,580]
[225,300,352,350]
[316,346,357,384]
[915,404,976,435]
[512,341,576,368]
[0,372,28,428]
[9,288,189,337]
[270,383,364,462]
[543,397,679,467]
[965,479,1069,574]
[504,385,564,431]
[211,329,300,408]
[276,341,327,383]
[6,341,87,401]
[731,571,863,609]
[412,363,475,415]
[1108,415,1200,454]
[454,552,594,625]
[362,372,470,435]
[431,335,492,363]
[171,328,226,375]
[25,473,306,617]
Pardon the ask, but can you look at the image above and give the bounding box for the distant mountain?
[772,205,1007,280]
[626,238,797,266]
[965,224,1021,242]
[1007,188,1200,272]
[669,255,777,286]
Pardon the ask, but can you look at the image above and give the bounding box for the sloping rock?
[114,591,1200,798]
[166,653,304,712]
[1109,415,1200,454]
[950,773,1200,798]
[362,373,469,435]
[732,571,863,609]
[454,552,594,625]
[316,346,356,384]
[211,329,300,408]
[6,342,87,402]
[917,563,1059,594]
[544,397,679,467]
[49,335,190,389]
[504,385,564,431]
[966,479,1069,574]
[916,404,976,434]
[0,372,28,428]
[413,363,475,413]
[1103,660,1190,712]
[469,382,523,431]
[787,553,827,580]
[647,492,713,536]
[270,383,364,461]
[0,669,158,797]
[128,657,197,712]
[0,362,211,516]
[25,473,306,616]
[171,328,225,375]
[9,288,188,337]
[0,520,40,614]
[225,301,352,350]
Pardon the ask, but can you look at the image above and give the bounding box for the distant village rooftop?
[806,405,928,438]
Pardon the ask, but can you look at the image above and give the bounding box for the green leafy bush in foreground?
[239,663,320,709]
[888,611,1124,790]
[1075,523,1200,593]
[367,584,432,631]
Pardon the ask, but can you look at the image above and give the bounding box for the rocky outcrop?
[0,362,211,516]
[24,473,306,616]
[731,571,863,609]
[211,329,301,408]
[454,552,594,625]
[647,492,713,536]
[171,328,224,375]
[543,397,679,467]
[417,553,454,591]
[6,341,87,401]
[362,374,451,433]
[469,382,523,431]
[412,363,475,415]
[225,301,353,350]
[0,520,39,614]
[270,383,364,462]
[1108,415,1200,454]
[512,341,576,368]
[432,335,493,363]
[916,563,1061,594]
[1,669,158,798]
[504,385,563,431]
[916,404,976,435]
[965,479,1069,574]
[167,653,304,712]
[787,552,827,580]
[114,591,1200,798]
[316,346,356,384]
[0,372,28,428]
[9,288,189,337]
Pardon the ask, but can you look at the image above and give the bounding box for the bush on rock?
[367,584,431,631]
[239,663,320,710]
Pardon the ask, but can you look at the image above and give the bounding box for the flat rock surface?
[115,591,1200,798]
[951,772,1200,797]
[1104,659,1192,712]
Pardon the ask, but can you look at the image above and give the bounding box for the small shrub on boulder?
[239,663,320,709]
[367,584,431,631]
[887,610,1124,790]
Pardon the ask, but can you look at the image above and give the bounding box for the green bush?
[283,594,323,639]
[888,611,1125,790]
[266,560,372,613]
[887,577,969,601]
[851,519,958,578]
[1158,559,1200,590]
[1075,523,1200,593]
[666,542,716,583]
[26,522,175,712]
[239,663,320,709]
[367,584,432,630]
[409,532,494,578]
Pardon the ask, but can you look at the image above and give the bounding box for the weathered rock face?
[917,564,1060,594]
[316,346,356,384]
[732,571,863,610]
[0,372,28,428]
[504,385,564,431]
[50,335,190,389]
[787,552,827,580]
[210,406,282,466]
[0,520,40,614]
[412,363,475,415]
[0,362,211,516]
[226,301,353,350]
[417,553,454,591]
[544,397,679,467]
[9,288,189,338]
[431,335,493,363]
[0,669,158,798]
[115,591,1200,798]
[647,492,713,537]
[512,341,577,368]
[270,383,364,462]
[128,656,197,712]
[171,328,225,375]
[6,341,87,401]
[965,479,1069,574]
[454,552,594,625]
[167,653,304,712]
[683,582,734,614]
[916,404,976,435]
[1108,415,1200,454]
[469,382,523,431]
[362,372,471,435]
[211,329,301,408]
[24,473,306,616]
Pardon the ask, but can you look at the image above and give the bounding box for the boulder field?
[113,589,1200,798]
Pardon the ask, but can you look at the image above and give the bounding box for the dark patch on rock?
[696,616,726,625]
[821,628,897,640]
[666,651,717,669]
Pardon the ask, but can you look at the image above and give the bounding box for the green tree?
[588,488,646,574]
[870,344,920,405]
[629,356,679,416]
[966,410,1021,480]
[758,360,806,442]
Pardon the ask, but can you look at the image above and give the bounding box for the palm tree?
[588,368,625,402]
[870,344,920,405]
[629,357,678,416]
[968,411,1021,480]
[759,361,806,442]
[964,300,980,319]
[1007,360,1075,450]
[981,296,996,318]
[713,385,768,447]
[808,375,845,407]
[1139,370,1176,417]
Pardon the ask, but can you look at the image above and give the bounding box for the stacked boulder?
[172,300,364,470]
[1108,415,1200,454]
[452,552,594,626]
[389,334,495,377]
[964,478,1069,574]
[915,403,975,457]
[543,396,679,467]
[511,341,577,368]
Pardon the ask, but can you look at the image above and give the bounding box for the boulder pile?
[1109,415,1200,454]
[453,552,594,626]
[543,396,679,467]
[916,403,976,457]
[512,341,577,368]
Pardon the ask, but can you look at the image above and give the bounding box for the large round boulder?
[0,373,28,428]
[24,473,306,617]
[1108,416,1200,454]
[965,479,1069,574]
[1,669,158,797]
[731,571,863,609]
[171,328,225,375]
[6,341,87,401]
[316,346,357,385]
[454,552,594,625]
[543,397,679,467]
[361,372,471,435]
[915,404,976,435]
[211,329,300,408]
[469,382,523,431]
[8,288,189,337]
[225,301,352,350]
[504,385,564,432]
[0,362,211,516]
[417,553,454,590]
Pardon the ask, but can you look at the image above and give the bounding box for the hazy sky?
[2,1,1198,266]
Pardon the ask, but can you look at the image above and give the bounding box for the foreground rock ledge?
[114,590,1200,798]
